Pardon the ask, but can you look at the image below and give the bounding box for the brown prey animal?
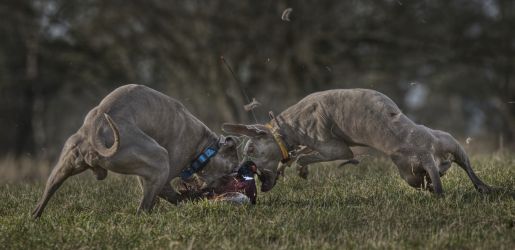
[33,84,239,218]
[223,89,490,194]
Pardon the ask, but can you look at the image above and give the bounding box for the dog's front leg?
[296,151,326,179]
[296,140,357,179]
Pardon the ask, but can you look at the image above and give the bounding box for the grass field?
[0,155,514,249]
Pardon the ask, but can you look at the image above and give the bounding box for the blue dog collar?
[180,144,219,181]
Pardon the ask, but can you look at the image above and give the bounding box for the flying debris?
[508,101,515,104]
[466,137,472,144]
[409,82,417,86]
[244,98,261,111]
[281,8,293,22]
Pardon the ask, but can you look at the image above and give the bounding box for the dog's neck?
[197,129,220,154]
[266,119,292,163]
[274,109,331,152]
[272,113,302,150]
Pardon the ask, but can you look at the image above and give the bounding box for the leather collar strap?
[265,123,291,164]
[180,139,220,181]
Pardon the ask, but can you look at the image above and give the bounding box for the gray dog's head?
[222,124,282,192]
[196,135,241,188]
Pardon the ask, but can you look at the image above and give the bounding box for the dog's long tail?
[90,113,120,158]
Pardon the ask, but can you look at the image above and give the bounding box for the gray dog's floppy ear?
[222,123,267,137]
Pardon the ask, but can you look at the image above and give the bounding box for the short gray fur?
[33,84,239,218]
[223,89,490,194]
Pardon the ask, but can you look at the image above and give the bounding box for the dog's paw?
[297,168,309,179]
[476,185,492,194]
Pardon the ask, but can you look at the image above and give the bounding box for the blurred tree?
[0,0,513,160]
[0,0,40,156]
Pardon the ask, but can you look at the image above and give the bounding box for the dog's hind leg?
[452,149,491,193]
[105,130,170,214]
[134,146,169,213]
[138,175,168,213]
[434,131,490,193]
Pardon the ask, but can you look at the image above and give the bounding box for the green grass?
[1,155,514,249]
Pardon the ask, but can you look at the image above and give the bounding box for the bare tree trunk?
[498,0,515,147]
[14,32,38,156]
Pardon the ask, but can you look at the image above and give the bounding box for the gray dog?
[223,89,490,194]
[33,84,239,218]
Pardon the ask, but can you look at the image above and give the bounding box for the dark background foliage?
[0,0,514,161]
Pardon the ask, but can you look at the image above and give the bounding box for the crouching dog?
[223,89,490,195]
[33,84,241,218]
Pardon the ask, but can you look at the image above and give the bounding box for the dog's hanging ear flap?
[222,123,268,137]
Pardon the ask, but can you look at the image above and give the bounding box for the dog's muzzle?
[257,171,277,192]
